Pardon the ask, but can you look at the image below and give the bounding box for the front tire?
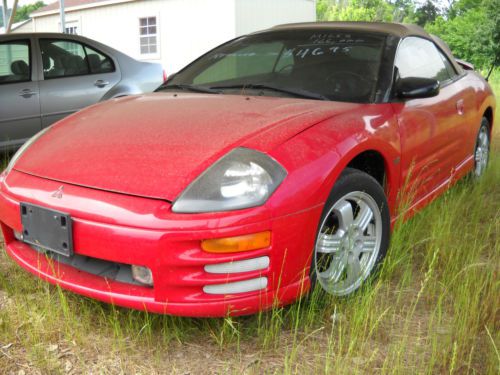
[312,168,390,296]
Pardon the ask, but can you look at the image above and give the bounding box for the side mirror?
[396,77,440,99]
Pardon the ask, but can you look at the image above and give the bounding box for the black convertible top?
[270,21,430,39]
[266,21,463,75]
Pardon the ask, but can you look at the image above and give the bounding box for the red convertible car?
[0,22,495,317]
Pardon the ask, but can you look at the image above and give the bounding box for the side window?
[439,50,458,79]
[0,40,30,84]
[83,45,114,74]
[193,42,284,85]
[65,23,79,35]
[40,39,114,78]
[395,37,451,83]
[40,39,89,78]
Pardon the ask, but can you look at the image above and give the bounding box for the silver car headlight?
[172,148,287,213]
[5,126,52,175]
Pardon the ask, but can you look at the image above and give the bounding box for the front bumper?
[0,170,322,317]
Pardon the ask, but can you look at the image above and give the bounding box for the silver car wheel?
[314,191,382,296]
[474,125,489,177]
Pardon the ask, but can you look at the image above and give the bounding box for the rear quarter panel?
[74,36,163,99]
[104,58,164,99]
[467,72,496,131]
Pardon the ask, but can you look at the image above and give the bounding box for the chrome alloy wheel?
[474,125,489,177]
[314,191,383,296]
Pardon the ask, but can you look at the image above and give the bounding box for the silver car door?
[0,38,41,150]
[37,37,120,127]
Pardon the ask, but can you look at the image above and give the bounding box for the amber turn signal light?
[201,231,271,253]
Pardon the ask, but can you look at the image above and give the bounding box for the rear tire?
[473,118,490,178]
[311,168,390,296]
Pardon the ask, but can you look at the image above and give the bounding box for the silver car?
[0,33,164,151]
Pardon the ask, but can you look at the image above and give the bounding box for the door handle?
[456,99,464,116]
[18,89,38,98]
[94,80,109,88]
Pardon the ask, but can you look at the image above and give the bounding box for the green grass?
[0,73,499,374]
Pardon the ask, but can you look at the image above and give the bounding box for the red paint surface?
[0,71,495,316]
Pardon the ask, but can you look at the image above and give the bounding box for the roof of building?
[32,0,135,16]
[0,19,32,34]
[271,21,429,39]
[33,0,105,13]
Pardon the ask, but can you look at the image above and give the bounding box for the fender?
[268,105,401,219]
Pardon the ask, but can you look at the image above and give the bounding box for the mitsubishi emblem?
[51,185,64,199]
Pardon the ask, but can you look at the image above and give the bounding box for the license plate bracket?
[20,203,73,257]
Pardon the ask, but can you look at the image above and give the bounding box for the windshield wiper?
[156,83,221,94]
[210,83,328,101]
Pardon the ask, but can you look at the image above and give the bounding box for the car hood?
[14,93,360,201]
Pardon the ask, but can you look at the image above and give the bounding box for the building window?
[139,17,157,55]
[63,20,79,35]
[65,26,78,34]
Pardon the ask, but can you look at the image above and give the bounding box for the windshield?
[162,30,387,103]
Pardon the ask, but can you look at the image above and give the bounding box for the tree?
[13,1,45,23]
[389,0,417,22]
[317,0,332,21]
[426,0,498,70]
[447,0,481,17]
[484,0,499,69]
[318,0,396,22]
[414,0,440,26]
[315,0,498,70]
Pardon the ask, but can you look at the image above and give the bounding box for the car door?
[37,37,120,127]
[440,62,477,172]
[0,38,41,150]
[391,36,468,205]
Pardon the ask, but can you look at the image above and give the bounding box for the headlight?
[5,126,52,175]
[172,148,287,213]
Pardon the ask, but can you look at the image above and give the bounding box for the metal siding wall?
[235,0,316,36]
[29,0,315,74]
[11,22,33,33]
[31,0,236,74]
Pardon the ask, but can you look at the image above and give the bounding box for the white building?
[0,19,33,33]
[25,0,316,73]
